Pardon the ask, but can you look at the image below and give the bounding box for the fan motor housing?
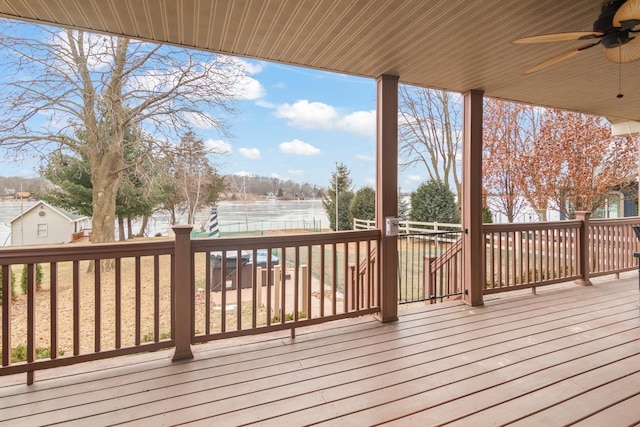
[594,0,631,47]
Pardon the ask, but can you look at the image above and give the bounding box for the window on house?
[37,223,48,237]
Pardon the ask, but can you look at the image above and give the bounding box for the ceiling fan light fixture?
[613,0,640,28]
[604,35,640,61]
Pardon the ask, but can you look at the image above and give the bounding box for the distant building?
[10,201,91,246]
[593,180,638,219]
[14,191,30,199]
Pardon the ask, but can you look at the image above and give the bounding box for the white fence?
[353,218,462,234]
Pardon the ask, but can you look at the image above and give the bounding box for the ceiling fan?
[513,0,640,75]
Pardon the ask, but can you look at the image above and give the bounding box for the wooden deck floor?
[1,274,639,426]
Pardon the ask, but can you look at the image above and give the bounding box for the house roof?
[0,1,638,124]
[9,200,89,224]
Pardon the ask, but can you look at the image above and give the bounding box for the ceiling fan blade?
[512,32,602,44]
[613,0,640,29]
[522,42,599,75]
[605,36,640,62]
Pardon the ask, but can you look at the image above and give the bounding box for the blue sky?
[211,60,380,189]
[0,21,427,193]
[172,59,427,192]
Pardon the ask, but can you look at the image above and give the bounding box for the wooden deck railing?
[1,240,176,384]
[483,221,583,293]
[187,229,380,344]
[1,228,380,383]
[396,215,640,302]
[588,217,639,277]
[482,215,640,294]
[2,215,637,382]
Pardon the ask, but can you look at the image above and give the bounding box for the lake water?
[0,199,329,245]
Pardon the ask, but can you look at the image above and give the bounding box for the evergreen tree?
[350,186,375,222]
[0,267,16,301]
[398,195,410,221]
[322,163,354,231]
[39,154,93,217]
[410,180,460,224]
[39,126,165,239]
[20,264,43,294]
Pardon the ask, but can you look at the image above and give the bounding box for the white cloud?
[255,99,276,109]
[407,174,422,182]
[275,100,337,129]
[234,58,265,75]
[355,154,374,162]
[279,139,321,156]
[273,100,375,137]
[239,147,261,159]
[271,173,282,179]
[338,110,376,137]
[287,169,304,175]
[234,171,256,177]
[234,75,266,100]
[366,177,376,186]
[225,57,266,100]
[205,139,232,155]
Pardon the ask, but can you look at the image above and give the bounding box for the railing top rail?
[483,220,582,232]
[0,239,175,264]
[191,229,381,251]
[590,216,640,226]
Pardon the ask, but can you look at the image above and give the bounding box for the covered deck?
[1,1,640,425]
[2,274,638,426]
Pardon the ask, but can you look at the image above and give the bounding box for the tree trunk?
[534,208,548,222]
[117,214,125,241]
[91,173,119,244]
[127,217,133,239]
[138,215,149,237]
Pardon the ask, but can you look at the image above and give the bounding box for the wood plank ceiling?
[0,0,638,122]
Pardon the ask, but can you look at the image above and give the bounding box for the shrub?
[3,345,64,364]
[272,311,307,323]
[20,264,43,294]
[0,267,17,301]
[142,331,172,342]
[410,180,460,224]
[350,186,375,222]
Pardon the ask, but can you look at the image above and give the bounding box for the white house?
[10,201,91,246]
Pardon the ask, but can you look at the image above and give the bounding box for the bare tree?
[398,86,462,202]
[169,132,226,225]
[516,107,557,221]
[0,22,247,243]
[482,99,533,222]
[536,110,636,218]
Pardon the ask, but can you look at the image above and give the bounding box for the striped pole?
[208,205,220,237]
